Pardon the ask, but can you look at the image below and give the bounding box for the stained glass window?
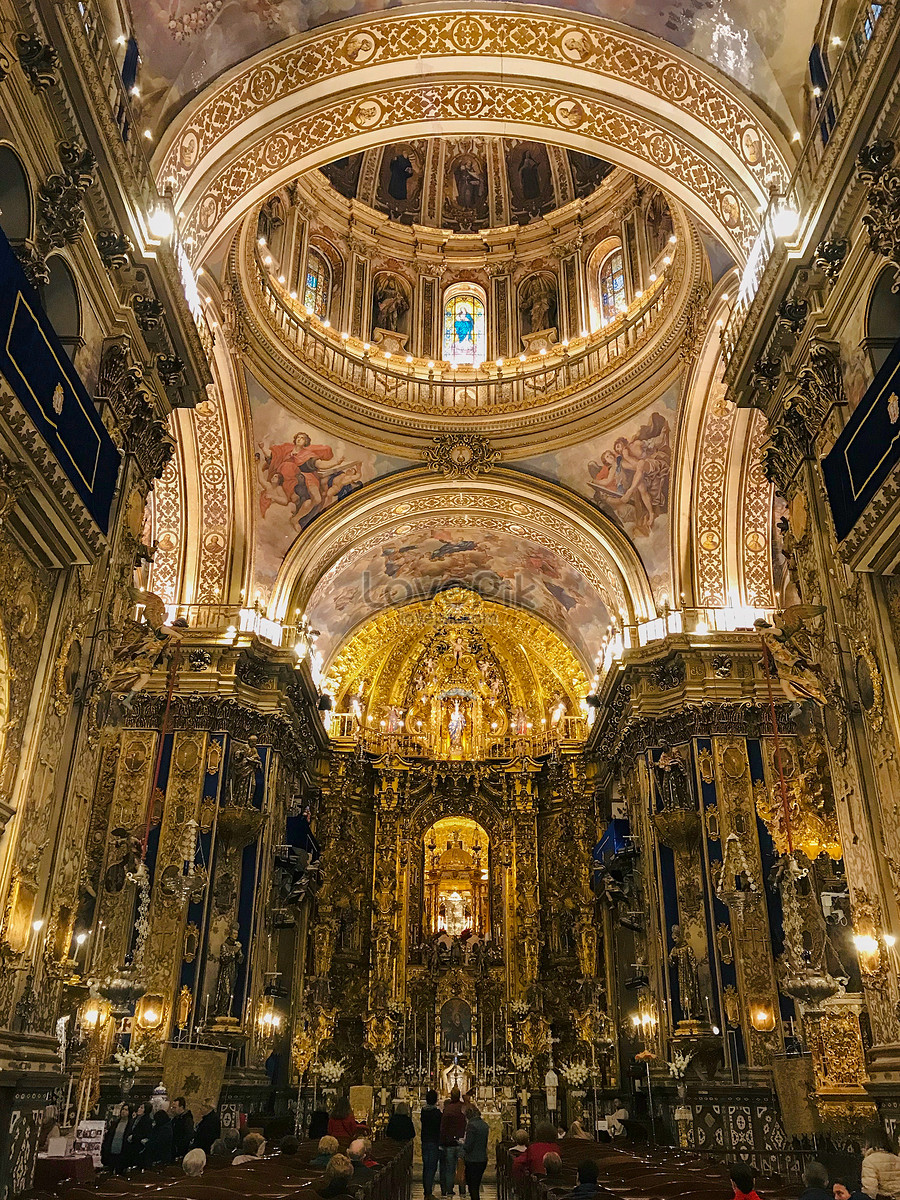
[303,248,331,317]
[600,249,627,323]
[442,286,486,365]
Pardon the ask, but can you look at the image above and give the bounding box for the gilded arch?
[156,9,791,263]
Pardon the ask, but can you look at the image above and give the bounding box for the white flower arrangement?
[667,1051,692,1079]
[113,1045,145,1074]
[314,1057,346,1083]
[560,1060,590,1086]
[509,1000,529,1020]
[374,1049,394,1072]
[510,1050,533,1072]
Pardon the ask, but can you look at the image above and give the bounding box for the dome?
[318,137,614,232]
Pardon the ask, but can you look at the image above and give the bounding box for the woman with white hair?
[182,1148,206,1177]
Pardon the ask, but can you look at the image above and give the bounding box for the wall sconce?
[79,992,111,1032]
[749,1004,776,1032]
[136,994,166,1032]
[853,931,882,974]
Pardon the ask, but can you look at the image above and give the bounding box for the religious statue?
[512,706,528,738]
[754,607,828,706]
[549,692,567,737]
[441,1059,468,1097]
[214,926,243,1019]
[448,699,466,749]
[228,737,262,807]
[385,705,403,735]
[654,742,692,811]
[668,924,702,1023]
[544,1066,559,1115]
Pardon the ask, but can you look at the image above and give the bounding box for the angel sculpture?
[754,605,828,707]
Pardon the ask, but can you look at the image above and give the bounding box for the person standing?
[170,1097,194,1160]
[462,1105,489,1200]
[421,1090,442,1199]
[141,1109,174,1166]
[439,1086,467,1198]
[191,1104,221,1154]
[862,1131,900,1200]
[101,1103,133,1174]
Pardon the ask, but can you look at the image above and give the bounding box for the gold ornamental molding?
[155,8,792,261]
[269,465,656,628]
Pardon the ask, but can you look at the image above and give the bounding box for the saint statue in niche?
[214,926,243,1019]
[668,923,702,1023]
[388,152,414,200]
[518,150,541,201]
[440,998,472,1054]
[453,156,485,209]
[448,700,466,748]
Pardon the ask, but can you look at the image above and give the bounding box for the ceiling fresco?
[247,369,407,594]
[304,522,612,665]
[132,1,816,125]
[515,381,679,604]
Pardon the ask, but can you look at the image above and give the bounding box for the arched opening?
[424,817,490,943]
[0,147,31,243]
[41,256,82,358]
[442,283,486,365]
[303,246,332,319]
[865,265,900,373]
[599,246,627,324]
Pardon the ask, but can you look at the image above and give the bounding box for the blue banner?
[822,336,900,541]
[0,228,120,532]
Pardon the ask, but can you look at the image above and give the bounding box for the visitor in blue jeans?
[439,1086,467,1197]
[420,1090,442,1198]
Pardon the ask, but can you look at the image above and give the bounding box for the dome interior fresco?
[129,0,822,126]
[318,139,615,231]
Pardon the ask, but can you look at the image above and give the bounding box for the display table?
[34,1153,95,1190]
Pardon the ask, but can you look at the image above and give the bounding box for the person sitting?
[38,1105,60,1153]
[862,1131,900,1200]
[567,1119,593,1140]
[386,1101,416,1142]
[569,1160,600,1199]
[279,1134,300,1156]
[729,1162,762,1200]
[182,1149,206,1177]
[512,1123,560,1179]
[171,1097,194,1160]
[207,1138,231,1169]
[509,1129,530,1158]
[314,1153,354,1198]
[348,1138,374,1183]
[608,1097,629,1138]
[800,1163,834,1200]
[233,1131,267,1164]
[544,1152,563,1179]
[328,1095,365,1139]
[222,1127,241,1156]
[141,1109,174,1167]
[312,1135,340,1167]
[833,1179,868,1200]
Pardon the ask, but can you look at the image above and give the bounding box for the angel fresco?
[587,412,671,537]
[256,431,364,532]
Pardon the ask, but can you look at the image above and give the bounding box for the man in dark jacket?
[421,1090,442,1199]
[799,1163,832,1200]
[192,1104,221,1154]
[170,1097,194,1160]
[439,1087,468,1198]
[141,1109,174,1166]
[462,1106,489,1200]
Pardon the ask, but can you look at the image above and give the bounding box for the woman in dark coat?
[101,1103,134,1173]
[385,1102,415,1142]
[141,1109,174,1166]
[124,1102,153,1169]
